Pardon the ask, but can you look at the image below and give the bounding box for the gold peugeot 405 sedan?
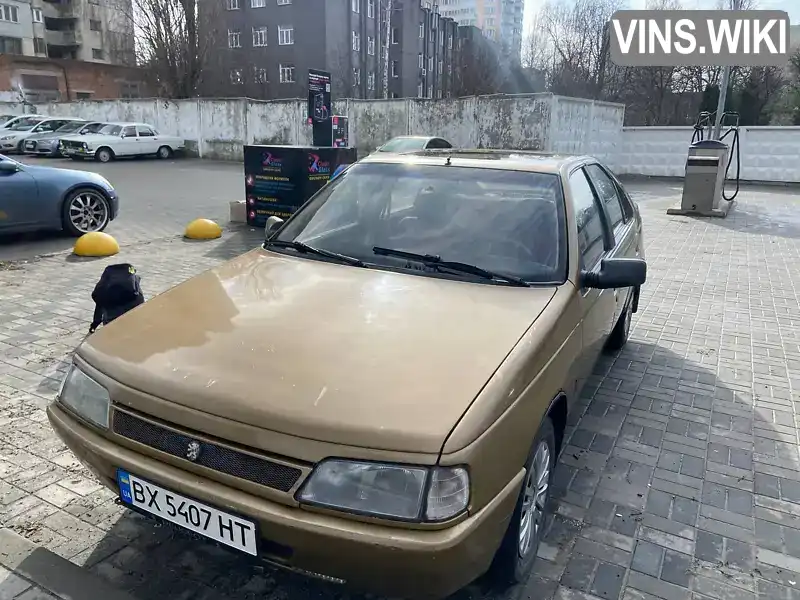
[48,149,646,599]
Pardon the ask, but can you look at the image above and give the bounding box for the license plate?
[117,469,258,556]
[25,142,34,149]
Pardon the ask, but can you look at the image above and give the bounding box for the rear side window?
[426,138,452,149]
[585,164,624,230]
[122,126,136,137]
[569,169,605,269]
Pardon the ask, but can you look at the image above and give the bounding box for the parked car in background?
[0,154,118,236]
[60,122,186,163]
[1,114,46,130]
[46,149,646,599]
[23,119,88,157]
[1,114,17,126]
[0,117,82,154]
[374,135,453,154]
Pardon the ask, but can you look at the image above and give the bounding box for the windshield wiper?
[373,246,529,287]
[265,240,366,267]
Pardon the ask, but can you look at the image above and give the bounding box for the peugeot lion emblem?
[186,440,202,462]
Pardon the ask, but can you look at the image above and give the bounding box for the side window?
[121,126,136,138]
[427,138,452,149]
[569,169,606,270]
[605,167,635,221]
[585,164,624,230]
[137,126,155,137]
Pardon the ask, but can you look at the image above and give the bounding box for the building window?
[33,36,45,53]
[251,0,266,7]
[367,0,374,18]
[418,53,423,68]
[0,4,19,22]
[279,64,295,83]
[92,48,104,59]
[254,67,268,83]
[32,8,42,22]
[428,56,433,70]
[278,25,293,45]
[351,0,359,12]
[391,60,398,77]
[253,26,267,46]
[438,60,442,74]
[230,68,244,84]
[417,82,423,97]
[89,19,101,31]
[226,0,239,8]
[352,30,360,51]
[277,0,291,3]
[367,72,375,91]
[353,67,360,85]
[391,27,398,44]
[439,29,444,44]
[76,91,93,100]
[437,89,442,99]
[228,29,241,48]
[367,35,374,55]
[419,23,424,38]
[448,34,452,49]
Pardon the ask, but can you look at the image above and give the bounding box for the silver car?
[0,117,82,154]
[25,121,109,158]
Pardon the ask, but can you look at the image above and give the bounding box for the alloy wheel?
[68,191,109,233]
[518,441,551,558]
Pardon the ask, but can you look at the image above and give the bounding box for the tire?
[606,291,633,352]
[16,140,25,153]
[489,417,556,589]
[61,188,111,237]
[156,145,173,159]
[95,147,114,163]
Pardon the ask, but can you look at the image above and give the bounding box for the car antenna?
[445,154,451,166]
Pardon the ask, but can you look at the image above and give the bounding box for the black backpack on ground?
[89,263,145,333]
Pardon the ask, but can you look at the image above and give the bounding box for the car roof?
[385,135,439,142]
[359,148,591,174]
[106,122,152,127]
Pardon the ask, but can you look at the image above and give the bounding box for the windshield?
[55,121,85,133]
[378,138,429,153]
[81,122,107,134]
[273,162,567,283]
[98,124,122,135]
[10,117,43,130]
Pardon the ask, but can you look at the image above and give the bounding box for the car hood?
[78,249,556,453]
[0,130,33,140]
[60,134,116,145]
[22,163,114,188]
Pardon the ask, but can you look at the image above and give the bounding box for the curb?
[0,528,138,600]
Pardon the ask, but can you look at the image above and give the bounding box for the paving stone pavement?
[1,183,800,600]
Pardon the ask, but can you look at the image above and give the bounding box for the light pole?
[712,0,740,139]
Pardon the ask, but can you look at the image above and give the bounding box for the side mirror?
[582,258,646,290]
[0,162,19,174]
[264,215,284,239]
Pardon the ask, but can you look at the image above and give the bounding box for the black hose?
[720,126,740,201]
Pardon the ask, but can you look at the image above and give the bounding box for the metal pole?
[713,0,738,139]
[713,66,730,140]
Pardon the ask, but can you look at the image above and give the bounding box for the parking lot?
[0,156,244,262]
[2,162,800,600]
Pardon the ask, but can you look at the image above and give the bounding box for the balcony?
[45,29,81,46]
[41,1,79,20]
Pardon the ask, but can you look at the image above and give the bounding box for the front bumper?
[0,139,21,152]
[47,403,521,599]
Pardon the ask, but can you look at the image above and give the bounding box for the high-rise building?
[0,0,134,64]
[210,0,460,100]
[439,0,523,58]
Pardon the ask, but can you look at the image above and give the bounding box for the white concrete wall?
[0,94,622,160]
[610,126,800,183]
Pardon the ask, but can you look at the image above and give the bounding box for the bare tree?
[454,31,503,96]
[115,0,220,98]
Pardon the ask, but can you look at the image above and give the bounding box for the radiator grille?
[113,410,302,492]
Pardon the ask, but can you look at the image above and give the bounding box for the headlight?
[297,459,469,522]
[82,142,89,149]
[0,135,14,141]
[58,365,110,429]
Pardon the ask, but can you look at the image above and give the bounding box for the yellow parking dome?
[73,232,120,257]
[185,219,222,240]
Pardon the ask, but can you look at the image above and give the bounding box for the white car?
[59,122,186,163]
[1,114,46,130]
[0,116,78,154]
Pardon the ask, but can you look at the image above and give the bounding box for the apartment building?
[0,0,134,65]
[439,0,523,59]
[210,0,460,100]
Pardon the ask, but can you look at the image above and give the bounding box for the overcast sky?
[523,0,799,36]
